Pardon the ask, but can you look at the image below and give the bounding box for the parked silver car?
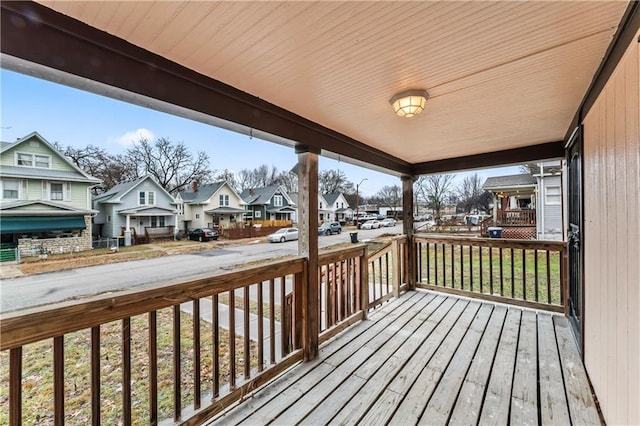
[380,218,397,227]
[267,227,299,243]
[360,220,381,230]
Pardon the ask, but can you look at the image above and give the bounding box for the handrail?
[1,258,306,351]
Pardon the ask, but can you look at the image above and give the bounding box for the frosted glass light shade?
[389,90,429,118]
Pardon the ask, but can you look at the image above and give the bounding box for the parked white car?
[267,228,299,243]
[360,220,381,230]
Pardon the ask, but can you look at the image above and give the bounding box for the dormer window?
[16,153,51,168]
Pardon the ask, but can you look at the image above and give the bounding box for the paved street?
[0,225,401,313]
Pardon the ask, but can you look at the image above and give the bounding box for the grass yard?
[0,308,257,425]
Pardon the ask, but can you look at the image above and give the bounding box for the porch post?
[124,214,132,246]
[296,146,319,361]
[402,176,416,290]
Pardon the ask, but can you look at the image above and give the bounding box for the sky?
[1,69,518,197]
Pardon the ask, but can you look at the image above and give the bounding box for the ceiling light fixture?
[389,89,429,118]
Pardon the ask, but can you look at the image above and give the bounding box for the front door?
[567,127,583,352]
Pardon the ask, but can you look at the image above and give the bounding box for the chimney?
[192,180,199,192]
[249,188,254,195]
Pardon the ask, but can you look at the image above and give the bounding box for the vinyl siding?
[582,29,639,426]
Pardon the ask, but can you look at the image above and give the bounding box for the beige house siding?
[582,30,639,426]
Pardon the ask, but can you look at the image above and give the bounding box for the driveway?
[0,225,402,313]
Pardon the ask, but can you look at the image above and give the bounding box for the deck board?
[209,290,603,426]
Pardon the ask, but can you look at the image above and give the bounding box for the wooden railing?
[497,209,536,225]
[1,259,306,425]
[318,246,368,343]
[414,235,567,313]
[367,236,410,307]
[0,243,409,424]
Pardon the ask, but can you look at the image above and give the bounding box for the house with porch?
[92,175,178,245]
[320,192,351,224]
[177,181,246,234]
[483,162,564,240]
[240,185,297,224]
[0,131,100,258]
[2,2,638,425]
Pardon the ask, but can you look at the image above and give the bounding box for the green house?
[0,132,100,257]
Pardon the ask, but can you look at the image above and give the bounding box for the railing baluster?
[450,244,454,288]
[9,347,22,426]
[441,244,446,286]
[91,326,101,426]
[122,318,132,425]
[510,248,515,298]
[172,307,181,421]
[280,276,286,357]
[54,335,64,425]
[499,247,504,295]
[244,286,251,379]
[489,246,494,294]
[546,252,552,304]
[228,290,236,388]
[149,311,158,424]
[385,254,390,295]
[193,300,201,409]
[269,279,275,364]
[418,242,423,282]
[212,295,220,397]
[460,244,464,290]
[257,282,264,372]
[378,257,383,301]
[522,249,527,301]
[469,246,473,292]
[534,250,539,302]
[336,262,343,321]
[479,246,483,294]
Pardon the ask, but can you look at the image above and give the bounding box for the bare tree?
[414,174,455,220]
[457,173,485,213]
[375,185,402,218]
[125,137,213,194]
[237,164,284,191]
[214,169,238,188]
[55,143,134,194]
[319,169,354,194]
[277,169,298,194]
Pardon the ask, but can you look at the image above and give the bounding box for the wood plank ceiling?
[34,1,628,170]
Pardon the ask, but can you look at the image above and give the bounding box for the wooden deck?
[208,290,601,425]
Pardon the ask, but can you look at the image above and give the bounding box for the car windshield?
[274,229,288,234]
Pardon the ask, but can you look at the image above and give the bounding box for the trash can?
[488,227,503,238]
[349,232,358,243]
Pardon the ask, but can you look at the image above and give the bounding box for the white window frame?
[15,152,51,168]
[545,185,561,205]
[50,182,64,201]
[2,179,20,199]
[138,190,156,206]
[255,210,262,218]
[35,155,51,168]
[219,194,230,206]
[273,195,283,207]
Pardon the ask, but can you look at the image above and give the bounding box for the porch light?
[389,90,429,118]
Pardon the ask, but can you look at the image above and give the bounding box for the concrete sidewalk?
[181,299,284,362]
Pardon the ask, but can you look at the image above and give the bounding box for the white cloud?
[108,128,155,148]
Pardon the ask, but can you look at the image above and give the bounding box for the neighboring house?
[320,193,352,223]
[241,185,297,223]
[177,181,246,232]
[483,162,563,240]
[0,131,100,257]
[92,175,178,245]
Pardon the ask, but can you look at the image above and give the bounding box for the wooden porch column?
[402,176,416,290]
[296,146,319,361]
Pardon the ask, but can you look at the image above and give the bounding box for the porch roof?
[204,206,247,215]
[2,2,635,175]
